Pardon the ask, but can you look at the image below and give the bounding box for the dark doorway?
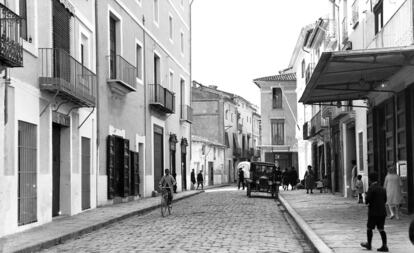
[52,124,61,217]
[153,125,164,190]
[81,137,91,210]
[130,151,140,196]
[181,153,187,190]
[107,136,130,199]
[208,162,214,186]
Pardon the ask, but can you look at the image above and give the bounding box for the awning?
[299,46,414,104]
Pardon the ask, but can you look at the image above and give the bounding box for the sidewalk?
[0,189,207,253]
[279,190,414,253]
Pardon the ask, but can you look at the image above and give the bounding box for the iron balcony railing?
[309,110,328,137]
[351,0,359,28]
[342,16,348,43]
[149,83,175,113]
[0,3,23,67]
[108,54,136,90]
[233,147,242,157]
[180,104,193,123]
[39,48,96,107]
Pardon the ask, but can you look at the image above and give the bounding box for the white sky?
[192,0,331,107]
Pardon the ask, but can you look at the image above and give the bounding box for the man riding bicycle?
[159,169,176,208]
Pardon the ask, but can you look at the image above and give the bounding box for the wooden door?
[130,151,140,196]
[52,124,60,216]
[81,137,91,210]
[107,136,116,199]
[208,162,214,186]
[154,125,164,190]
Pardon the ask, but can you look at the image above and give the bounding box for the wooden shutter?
[123,139,130,197]
[384,100,395,175]
[367,110,374,174]
[107,135,115,199]
[130,151,139,196]
[53,0,71,52]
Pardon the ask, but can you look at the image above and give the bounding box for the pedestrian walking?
[351,160,358,197]
[290,166,298,190]
[196,170,204,190]
[355,174,364,204]
[190,169,196,190]
[304,165,315,194]
[384,166,403,219]
[410,219,414,245]
[360,172,389,252]
[282,168,289,191]
[238,167,245,190]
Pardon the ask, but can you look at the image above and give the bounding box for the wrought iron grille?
[0,3,23,67]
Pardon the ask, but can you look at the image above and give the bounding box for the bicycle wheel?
[161,194,167,217]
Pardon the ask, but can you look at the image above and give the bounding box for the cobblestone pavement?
[41,187,313,253]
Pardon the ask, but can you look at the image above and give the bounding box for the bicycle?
[159,186,172,217]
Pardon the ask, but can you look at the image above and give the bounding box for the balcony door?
[52,0,71,82]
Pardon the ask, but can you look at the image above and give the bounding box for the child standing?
[360,172,389,252]
[355,175,364,204]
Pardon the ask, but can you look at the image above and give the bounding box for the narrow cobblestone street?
[40,187,312,253]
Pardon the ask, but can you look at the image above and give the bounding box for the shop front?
[300,46,414,213]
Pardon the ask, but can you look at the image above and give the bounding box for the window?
[154,0,159,24]
[19,0,28,40]
[271,119,284,145]
[180,32,184,54]
[301,60,305,78]
[154,53,161,84]
[180,78,185,116]
[109,16,117,79]
[374,0,383,34]
[169,16,173,41]
[136,43,143,80]
[272,88,283,108]
[225,110,229,120]
[81,34,89,69]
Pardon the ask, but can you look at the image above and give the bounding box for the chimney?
[208,85,218,90]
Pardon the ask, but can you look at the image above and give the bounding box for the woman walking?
[384,166,403,219]
[304,165,315,194]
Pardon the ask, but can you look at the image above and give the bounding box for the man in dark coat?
[238,168,245,190]
[196,170,204,190]
[290,167,298,190]
[361,172,389,252]
[190,169,196,190]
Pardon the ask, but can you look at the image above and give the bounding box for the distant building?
[253,73,299,172]
[191,81,260,184]
[191,135,226,186]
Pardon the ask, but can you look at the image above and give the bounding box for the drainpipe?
[94,0,100,207]
[142,15,147,196]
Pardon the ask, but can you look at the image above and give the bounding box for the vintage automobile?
[242,161,281,199]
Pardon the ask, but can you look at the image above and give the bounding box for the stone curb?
[12,191,204,253]
[278,194,333,253]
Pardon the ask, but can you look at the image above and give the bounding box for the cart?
[244,162,281,199]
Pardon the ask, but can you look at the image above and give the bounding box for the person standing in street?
[238,167,245,190]
[304,165,315,194]
[190,169,196,190]
[196,170,204,190]
[384,166,403,219]
[351,160,358,197]
[361,172,389,252]
[355,175,364,204]
[290,166,298,190]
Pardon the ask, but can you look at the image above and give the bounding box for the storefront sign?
[397,160,407,178]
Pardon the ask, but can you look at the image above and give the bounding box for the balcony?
[0,3,23,67]
[107,55,136,95]
[149,83,175,114]
[180,105,193,123]
[39,48,96,107]
[305,63,315,85]
[309,110,328,137]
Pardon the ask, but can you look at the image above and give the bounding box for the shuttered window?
[18,121,37,226]
[272,88,283,109]
[53,0,71,52]
[271,119,284,145]
[19,0,28,40]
